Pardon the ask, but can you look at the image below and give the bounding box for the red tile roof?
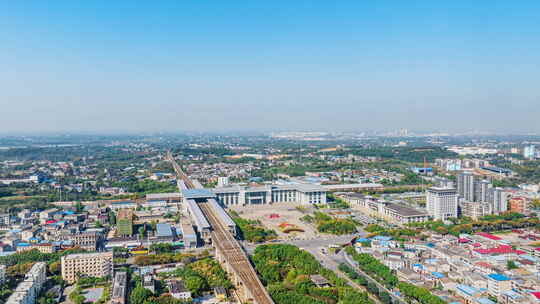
[475,261,494,269]
[474,245,525,255]
[476,232,502,241]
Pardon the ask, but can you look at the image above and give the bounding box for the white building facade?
[426,187,458,220]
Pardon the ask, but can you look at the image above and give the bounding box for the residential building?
[487,273,512,297]
[143,275,155,293]
[117,209,134,237]
[474,180,491,203]
[16,243,57,254]
[110,201,137,211]
[61,252,113,283]
[68,232,100,251]
[168,280,191,300]
[458,172,475,202]
[426,187,458,220]
[508,197,529,214]
[0,213,10,226]
[489,188,510,214]
[460,201,490,219]
[5,262,46,304]
[523,145,536,160]
[111,272,127,304]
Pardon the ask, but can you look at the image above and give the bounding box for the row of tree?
[345,247,445,304]
[252,244,374,304]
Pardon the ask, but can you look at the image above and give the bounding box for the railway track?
[166,153,273,304]
[199,202,274,304]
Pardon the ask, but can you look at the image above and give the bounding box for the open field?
[229,203,320,240]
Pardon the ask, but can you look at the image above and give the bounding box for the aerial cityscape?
[1,2,540,304]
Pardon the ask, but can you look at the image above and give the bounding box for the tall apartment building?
[457,172,475,202]
[457,172,511,215]
[474,180,491,203]
[117,209,134,237]
[426,187,458,221]
[5,262,47,304]
[523,145,536,159]
[489,188,510,214]
[61,252,113,284]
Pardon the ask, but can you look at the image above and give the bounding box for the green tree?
[507,260,518,270]
[130,285,153,304]
[138,225,146,237]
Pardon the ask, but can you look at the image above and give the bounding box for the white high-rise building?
[489,188,510,214]
[457,172,475,202]
[524,145,536,159]
[426,187,458,221]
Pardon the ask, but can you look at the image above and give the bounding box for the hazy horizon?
[2,2,539,133]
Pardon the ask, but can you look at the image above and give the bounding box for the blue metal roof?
[182,189,215,199]
[112,201,136,205]
[477,298,496,304]
[372,236,392,241]
[432,272,445,279]
[488,273,510,281]
[457,284,479,296]
[156,223,173,237]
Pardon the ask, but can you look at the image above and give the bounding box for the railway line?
[199,202,274,304]
[166,152,274,304]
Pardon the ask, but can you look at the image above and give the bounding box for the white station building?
[212,184,327,207]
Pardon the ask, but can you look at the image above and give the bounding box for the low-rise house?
[310,275,331,288]
[168,280,191,300]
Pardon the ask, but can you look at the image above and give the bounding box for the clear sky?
[1,1,539,134]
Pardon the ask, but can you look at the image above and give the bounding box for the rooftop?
[146,193,181,200]
[186,199,210,229]
[168,280,189,293]
[385,203,428,217]
[182,188,215,199]
[487,273,510,281]
[156,223,173,237]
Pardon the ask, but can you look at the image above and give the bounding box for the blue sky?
[1,1,539,133]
